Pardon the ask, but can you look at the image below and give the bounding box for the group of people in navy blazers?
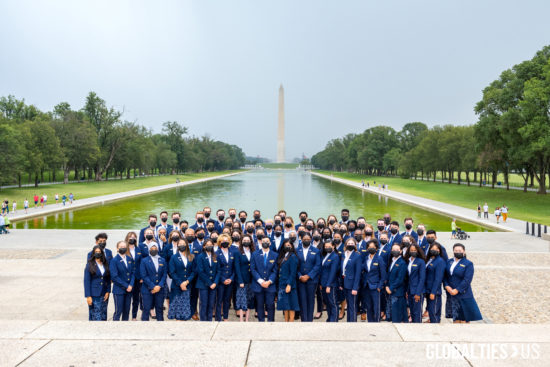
[83,207,482,323]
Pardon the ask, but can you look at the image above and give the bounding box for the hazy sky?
[1,1,549,160]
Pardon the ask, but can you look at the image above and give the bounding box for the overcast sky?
[1,1,549,160]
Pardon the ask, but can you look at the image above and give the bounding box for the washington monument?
[277,84,285,163]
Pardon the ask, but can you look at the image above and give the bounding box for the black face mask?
[405,224,412,230]
[149,249,159,256]
[325,247,333,253]
[274,219,281,225]
[186,236,195,243]
[409,251,418,258]
[204,212,210,218]
[128,238,136,245]
[358,223,366,230]
[261,242,270,249]
[182,226,188,231]
[384,218,391,225]
[221,242,229,248]
[454,252,464,259]
[365,231,373,237]
[118,247,127,255]
[334,239,342,245]
[300,217,307,223]
[322,233,331,239]
[346,245,355,251]
[298,230,305,237]
[390,228,398,235]
[173,218,180,224]
[317,223,325,229]
[161,217,168,223]
[380,239,388,245]
[254,215,261,220]
[368,247,377,254]
[306,225,313,230]
[266,225,273,230]
[242,242,251,247]
[172,236,180,242]
[348,226,356,232]
[285,224,292,229]
[391,250,400,257]
[417,229,424,236]
[284,246,292,252]
[312,235,321,242]
[377,225,385,231]
[429,250,439,257]
[94,252,102,259]
[197,217,204,223]
[339,229,347,235]
[427,238,435,244]
[328,219,335,225]
[240,217,246,223]
[302,240,311,247]
[150,221,157,227]
[218,215,225,221]
[274,231,282,237]
[178,245,187,252]
[232,236,240,242]
[145,234,154,241]
[341,215,349,222]
[197,233,205,240]
[354,235,363,242]
[205,245,213,252]
[246,227,254,234]
[256,234,265,240]
[230,214,236,220]
[402,242,410,247]
[207,227,214,232]
[211,237,218,243]
[289,237,296,244]
[280,216,286,221]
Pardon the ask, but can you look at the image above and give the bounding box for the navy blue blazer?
[161,242,180,265]
[362,254,387,290]
[418,236,429,254]
[320,251,340,288]
[214,221,224,233]
[87,248,113,263]
[128,247,143,280]
[156,223,173,236]
[139,256,167,292]
[84,263,111,298]
[269,236,284,253]
[401,230,419,242]
[109,254,135,295]
[138,226,156,244]
[195,252,220,289]
[296,246,321,283]
[425,256,446,295]
[250,250,278,293]
[339,251,362,291]
[278,253,299,289]
[190,222,206,231]
[387,257,407,297]
[138,241,158,259]
[216,247,238,282]
[387,233,402,247]
[235,251,253,285]
[356,240,368,259]
[168,253,195,296]
[377,243,392,268]
[407,257,426,296]
[190,240,204,256]
[444,258,475,299]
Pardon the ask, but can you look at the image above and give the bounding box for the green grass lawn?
[260,163,299,169]
[0,170,243,210]
[315,170,550,224]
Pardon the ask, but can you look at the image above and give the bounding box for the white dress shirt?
[97,262,105,275]
[450,258,461,275]
[151,255,159,271]
[343,251,352,275]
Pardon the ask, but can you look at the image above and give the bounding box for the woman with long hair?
[276,239,300,322]
[83,245,111,321]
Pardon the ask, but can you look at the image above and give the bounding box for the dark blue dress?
[276,253,300,311]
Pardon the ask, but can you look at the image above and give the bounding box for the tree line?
[312,45,550,194]
[0,92,246,187]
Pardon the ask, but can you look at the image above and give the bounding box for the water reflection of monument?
[277,84,285,163]
[277,171,285,210]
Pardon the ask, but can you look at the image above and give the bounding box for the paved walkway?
[310,172,542,232]
[2,320,549,366]
[4,172,243,223]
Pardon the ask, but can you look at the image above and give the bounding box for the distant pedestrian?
[483,202,489,219]
[366,182,370,188]
[40,196,44,208]
[62,194,67,206]
[501,205,508,222]
[43,194,47,206]
[1,201,5,215]
[69,193,74,204]
[477,204,481,218]
[55,193,59,204]
[451,219,457,239]
[24,199,29,214]
[33,195,39,208]
[361,180,365,188]
[494,207,501,224]
[12,201,16,214]
[0,214,8,234]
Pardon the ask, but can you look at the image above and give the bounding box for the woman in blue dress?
[276,239,300,321]
[235,234,256,322]
[444,243,482,323]
[167,238,195,321]
[83,245,111,321]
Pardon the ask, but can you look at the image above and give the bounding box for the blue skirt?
[167,291,192,320]
[235,284,255,311]
[277,287,300,311]
[451,296,482,322]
